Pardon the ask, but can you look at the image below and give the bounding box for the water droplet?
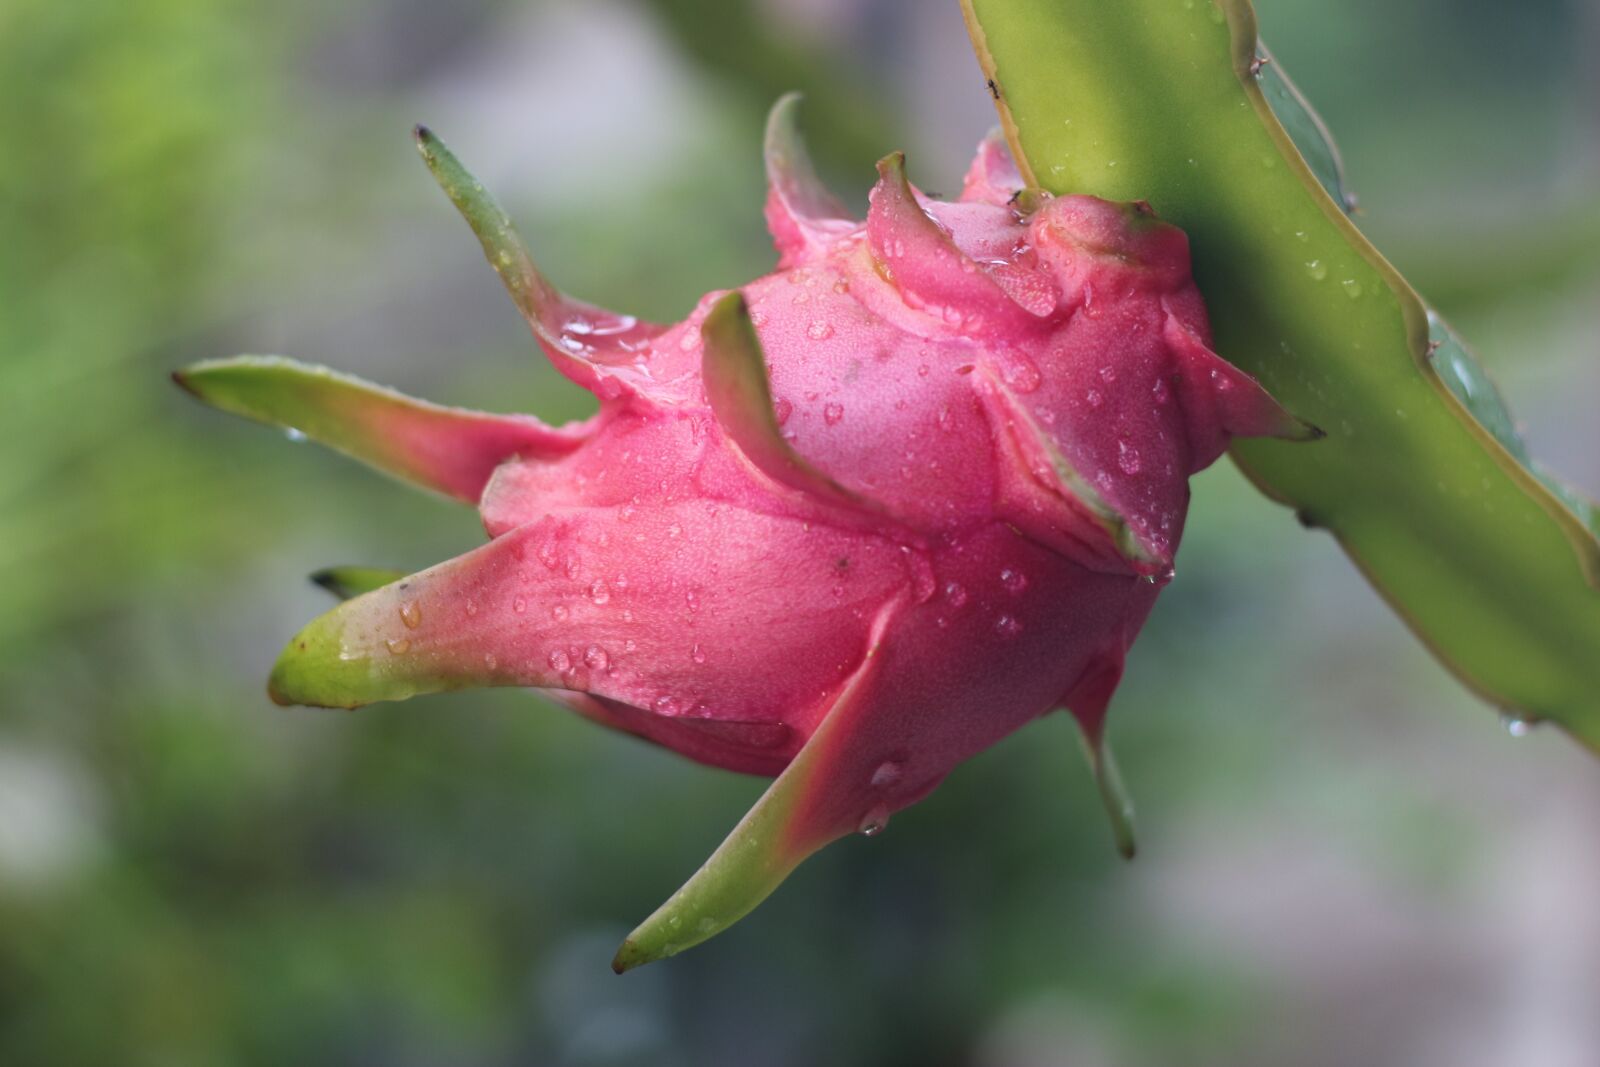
[944,581,969,607]
[678,330,699,352]
[1501,714,1532,738]
[1118,440,1142,475]
[1294,230,1309,243]
[1004,354,1043,393]
[653,694,683,716]
[1000,568,1028,594]
[833,278,850,294]
[1086,388,1104,409]
[858,805,890,836]
[1305,259,1328,281]
[384,637,410,655]
[668,523,682,538]
[824,402,845,426]
[283,427,308,443]
[589,579,610,605]
[995,614,1023,638]
[685,590,701,612]
[465,598,478,617]
[774,397,793,425]
[917,364,930,377]
[512,596,527,614]
[1098,365,1117,384]
[483,653,497,670]
[551,604,569,621]
[1341,278,1363,299]
[870,761,902,788]
[806,321,835,341]
[584,645,609,671]
[548,649,573,673]
[397,601,421,629]
[1151,377,1171,405]
[691,643,707,665]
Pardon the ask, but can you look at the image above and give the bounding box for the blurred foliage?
[0,1,1596,1065]
[642,0,896,176]
[0,0,272,647]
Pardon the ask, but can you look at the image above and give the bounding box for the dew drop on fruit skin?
[858,805,890,836]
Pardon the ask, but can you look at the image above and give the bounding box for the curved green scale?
[961,0,1600,749]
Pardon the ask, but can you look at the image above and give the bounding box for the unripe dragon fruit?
[175,96,1316,970]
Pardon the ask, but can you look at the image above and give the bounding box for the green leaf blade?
[962,0,1600,749]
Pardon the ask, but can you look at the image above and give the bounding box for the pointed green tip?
[764,91,849,224]
[610,850,794,973]
[766,91,803,141]
[171,356,306,423]
[1009,187,1047,216]
[1293,417,1327,442]
[172,361,248,409]
[412,123,448,167]
[1098,749,1138,861]
[611,939,647,975]
[703,289,752,341]
[268,610,379,710]
[876,150,908,183]
[310,566,406,601]
[410,122,549,327]
[1077,729,1138,860]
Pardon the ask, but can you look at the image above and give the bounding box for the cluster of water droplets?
[384,598,425,655]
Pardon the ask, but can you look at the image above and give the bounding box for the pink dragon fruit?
[174,95,1316,970]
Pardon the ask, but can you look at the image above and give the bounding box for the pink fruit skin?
[262,127,1307,875]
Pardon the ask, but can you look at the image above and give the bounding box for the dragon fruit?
[174,95,1316,970]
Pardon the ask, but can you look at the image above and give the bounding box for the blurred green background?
[2,1,1597,1064]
